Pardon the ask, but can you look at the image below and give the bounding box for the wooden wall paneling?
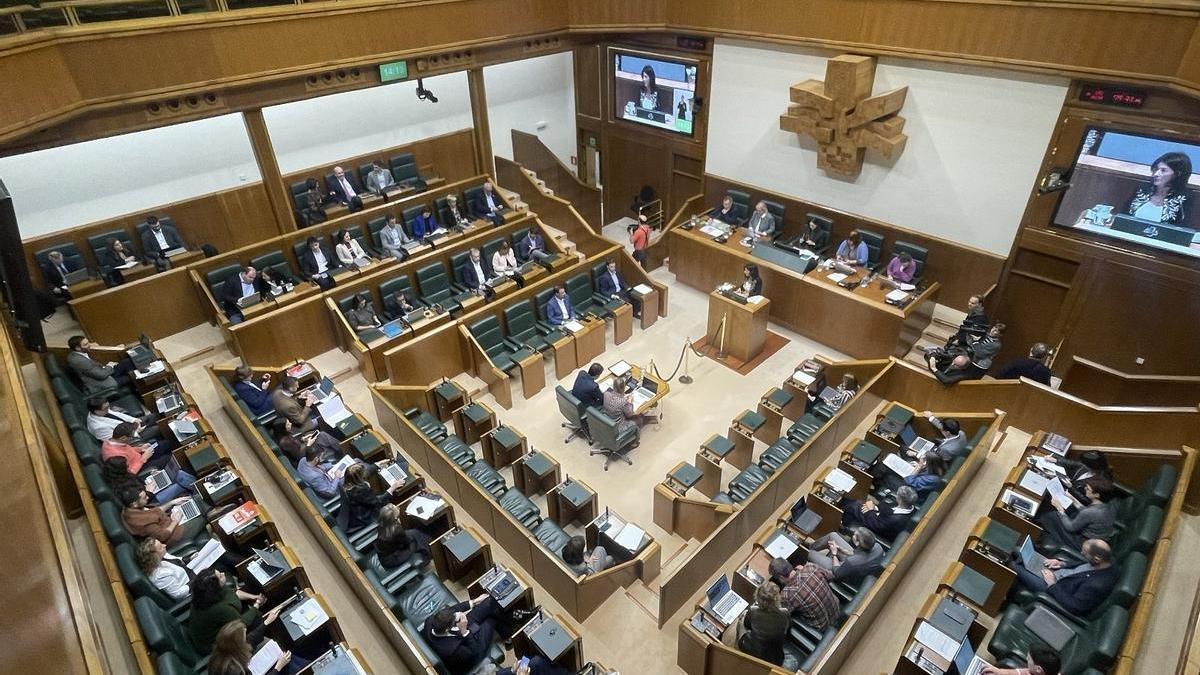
[229,294,338,365]
[510,130,603,230]
[278,129,479,191]
[70,267,208,343]
[242,109,297,236]
[573,45,602,120]
[567,0,665,28]
[468,69,494,178]
[1059,356,1200,407]
[602,129,671,226]
[385,323,465,386]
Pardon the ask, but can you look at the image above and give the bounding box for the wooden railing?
[495,155,613,259]
[1060,355,1200,407]
[645,193,702,272]
[510,130,602,230]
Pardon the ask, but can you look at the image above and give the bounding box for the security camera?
[415,79,438,104]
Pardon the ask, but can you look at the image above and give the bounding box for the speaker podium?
[705,290,769,365]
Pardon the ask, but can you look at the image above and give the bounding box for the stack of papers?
[699,224,724,237]
[763,532,799,559]
[135,360,167,378]
[218,502,259,534]
[613,522,646,551]
[1035,457,1067,475]
[1045,477,1073,510]
[824,467,857,493]
[827,272,848,283]
[202,470,237,493]
[746,295,765,304]
[1018,470,1051,495]
[914,620,960,662]
[882,453,916,477]
[792,370,816,387]
[885,289,910,302]
[288,597,328,635]
[564,320,585,333]
[406,494,443,518]
[187,538,226,572]
[317,395,353,425]
[632,283,652,295]
[248,640,283,675]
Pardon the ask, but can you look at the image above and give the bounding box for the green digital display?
[379,60,408,83]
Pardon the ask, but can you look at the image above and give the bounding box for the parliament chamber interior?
[3,2,1200,674]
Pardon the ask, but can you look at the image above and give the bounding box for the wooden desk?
[515,450,560,496]
[481,425,526,469]
[197,467,244,508]
[432,525,492,583]
[805,486,845,537]
[726,410,764,470]
[695,434,736,498]
[960,517,1019,615]
[550,334,576,381]
[517,349,545,399]
[454,402,496,444]
[755,387,793,444]
[597,364,669,416]
[568,317,605,365]
[938,561,996,615]
[632,285,660,329]
[705,290,769,364]
[240,283,320,322]
[894,591,987,675]
[433,380,467,422]
[549,478,597,527]
[514,613,583,672]
[400,491,455,537]
[612,302,632,345]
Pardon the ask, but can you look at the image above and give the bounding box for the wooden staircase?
[901,306,967,368]
[496,182,580,259]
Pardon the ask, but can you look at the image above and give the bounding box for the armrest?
[501,338,524,352]
[535,320,557,333]
[1032,595,1088,628]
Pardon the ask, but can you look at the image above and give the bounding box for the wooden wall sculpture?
[779,54,908,178]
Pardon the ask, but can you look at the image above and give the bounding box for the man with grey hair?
[805,527,884,584]
[1010,538,1117,617]
[839,485,918,542]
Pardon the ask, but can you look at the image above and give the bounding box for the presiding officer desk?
[669,221,940,359]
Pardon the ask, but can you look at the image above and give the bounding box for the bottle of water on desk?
[859,274,870,288]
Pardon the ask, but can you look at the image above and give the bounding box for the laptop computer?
[316,394,353,425]
[156,392,184,415]
[380,320,404,338]
[253,546,288,574]
[172,417,200,439]
[1018,535,1049,575]
[309,377,336,403]
[175,498,202,523]
[1002,489,1039,519]
[1111,213,1196,246]
[704,575,749,625]
[146,455,182,493]
[164,247,188,258]
[379,462,408,486]
[236,293,262,309]
[909,437,937,459]
[126,343,155,369]
[631,376,659,407]
[952,639,992,675]
[62,268,89,284]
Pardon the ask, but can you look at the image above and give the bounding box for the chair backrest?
[856,228,884,267]
[367,216,388,235]
[463,184,486,214]
[358,162,378,184]
[726,189,750,221]
[556,386,586,427]
[36,243,89,282]
[503,301,536,340]
[337,290,372,314]
[589,260,609,288]
[435,193,466,227]
[249,249,293,280]
[85,230,133,259]
[584,408,624,451]
[468,315,506,357]
[534,287,557,321]
[449,252,472,286]
[762,199,785,223]
[83,463,115,505]
[402,205,426,231]
[1065,605,1128,674]
[415,262,451,303]
[98,499,133,547]
[134,596,203,665]
[806,213,833,236]
[482,236,509,262]
[890,240,928,279]
[379,275,415,313]
[565,273,594,310]
[391,153,423,185]
[512,227,530,247]
[205,263,242,297]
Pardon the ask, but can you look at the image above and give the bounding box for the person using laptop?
[839,485,918,543]
[345,294,383,334]
[270,376,319,435]
[300,236,338,291]
[41,249,79,300]
[561,535,613,576]
[219,266,258,325]
[545,284,578,326]
[805,373,858,416]
[1122,151,1191,225]
[379,213,416,262]
[140,215,187,271]
[909,412,968,461]
[296,443,351,499]
[571,363,605,410]
[86,397,157,442]
[736,581,788,667]
[805,527,883,584]
[602,374,660,435]
[103,454,195,504]
[338,463,404,531]
[335,229,374,269]
[768,558,839,630]
[491,241,519,277]
[232,366,273,417]
[980,645,1061,675]
[517,228,550,263]
[471,179,509,226]
[273,420,345,466]
[1010,538,1118,617]
[374,503,433,570]
[1036,477,1116,550]
[118,485,204,546]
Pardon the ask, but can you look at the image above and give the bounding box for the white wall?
[2,114,261,238]
[264,71,473,174]
[485,52,577,167]
[705,40,1068,255]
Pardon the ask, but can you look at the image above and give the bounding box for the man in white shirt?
[86,397,167,445]
[301,236,337,290]
[139,215,186,270]
[379,214,413,261]
[460,247,494,297]
[328,166,364,211]
[366,161,396,194]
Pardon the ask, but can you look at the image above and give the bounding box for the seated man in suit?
[411,205,440,239]
[840,485,918,543]
[544,285,577,326]
[300,236,338,291]
[327,166,364,211]
[805,527,884,585]
[365,160,395,195]
[140,215,186,271]
[86,397,166,445]
[379,214,414,261]
[710,195,739,225]
[517,229,550,263]
[471,180,508,226]
[1010,538,1118,617]
[927,323,1004,384]
[67,335,137,394]
[42,250,79,300]
[219,266,258,324]
[947,294,990,347]
[231,366,273,417]
[800,216,830,252]
[460,247,494,297]
[747,201,776,240]
[422,595,537,675]
[385,288,418,319]
[270,376,318,435]
[596,259,642,318]
[996,342,1053,386]
[571,363,605,411]
[908,412,968,461]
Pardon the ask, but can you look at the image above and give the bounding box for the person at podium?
[737,263,762,297]
[1122,151,1191,225]
[545,285,578,326]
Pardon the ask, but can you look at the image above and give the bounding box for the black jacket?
[422,600,490,674]
[738,606,787,665]
[471,189,507,218]
[300,244,340,280]
[460,257,493,289]
[571,372,604,410]
[1047,563,1120,617]
[996,357,1052,386]
[220,274,254,314]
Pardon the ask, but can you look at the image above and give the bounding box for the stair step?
[451,372,488,399]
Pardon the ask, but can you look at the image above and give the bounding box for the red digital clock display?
[1080,84,1146,108]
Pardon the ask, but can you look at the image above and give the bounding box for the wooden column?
[242,110,297,235]
[467,67,494,177]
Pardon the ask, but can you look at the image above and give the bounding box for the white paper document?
[764,533,799,559]
[824,467,857,493]
[885,289,910,302]
[1045,477,1073,510]
[882,453,915,478]
[564,320,585,333]
[1018,470,1051,495]
[187,538,226,572]
[330,455,356,475]
[249,640,283,675]
[827,272,848,283]
[699,224,724,237]
[792,370,816,387]
[899,283,917,291]
[1034,457,1067,475]
[746,295,765,304]
[317,395,353,425]
[613,523,646,551]
[116,260,139,270]
[288,597,328,634]
[406,494,443,518]
[914,620,961,662]
[632,283,653,295]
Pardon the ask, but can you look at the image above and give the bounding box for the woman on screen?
[638,65,658,111]
[1123,151,1192,225]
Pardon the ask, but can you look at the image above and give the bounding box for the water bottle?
[859,274,870,288]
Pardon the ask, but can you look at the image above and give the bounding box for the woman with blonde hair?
[208,620,294,675]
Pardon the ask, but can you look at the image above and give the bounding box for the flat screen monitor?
[1052,126,1200,259]
[611,49,697,136]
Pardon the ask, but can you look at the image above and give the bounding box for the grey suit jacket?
[969,336,1002,370]
[748,211,776,237]
[833,543,884,583]
[67,350,117,394]
[367,168,395,193]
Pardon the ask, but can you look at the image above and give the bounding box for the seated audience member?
[996,342,1053,386]
[386,288,418,318]
[1010,539,1118,617]
[768,558,839,630]
[747,201,776,239]
[840,485,918,542]
[444,194,472,227]
[275,425,344,466]
[374,503,432,569]
[209,619,301,675]
[1037,477,1116,550]
[103,422,170,473]
[602,374,659,434]
[300,236,337,291]
[885,251,916,284]
[710,195,739,225]
[800,216,829,252]
[571,363,605,410]
[301,177,328,226]
[491,241,519,276]
[737,581,788,667]
[422,594,537,674]
[1045,450,1113,495]
[561,535,613,575]
[460,248,494,297]
[99,239,139,286]
[67,334,136,393]
[270,376,318,435]
[189,568,279,655]
[140,215,186,270]
[471,180,508,225]
[805,527,883,584]
[335,229,373,269]
[118,485,203,546]
[104,454,195,504]
[232,366,274,417]
[411,206,439,238]
[379,214,414,261]
[296,444,349,499]
[87,397,157,442]
[219,266,258,325]
[517,228,550,262]
[365,160,395,195]
[980,645,1061,675]
[256,265,292,297]
[912,412,968,461]
[806,373,857,415]
[545,285,577,326]
[42,250,78,300]
[876,453,947,500]
[345,294,382,334]
[926,323,1005,384]
[327,165,364,211]
[738,263,763,297]
[835,230,869,267]
[136,537,195,601]
[947,294,989,347]
[596,259,642,318]
[339,463,402,530]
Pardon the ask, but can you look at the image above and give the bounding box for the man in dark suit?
[947,294,989,347]
[517,229,549,263]
[421,595,535,675]
[67,334,137,394]
[930,323,1004,384]
[1011,539,1118,617]
[806,526,884,585]
[326,166,364,211]
[471,180,508,226]
[840,485,918,543]
[300,236,338,291]
[459,248,494,296]
[42,250,78,300]
[219,266,257,324]
[231,365,273,416]
[595,259,642,318]
[996,342,1053,386]
[570,363,604,411]
[544,285,577,326]
[140,215,186,270]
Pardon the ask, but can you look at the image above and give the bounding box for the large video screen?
[611,50,697,136]
[1053,127,1200,258]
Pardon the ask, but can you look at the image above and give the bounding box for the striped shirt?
[779,564,839,629]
